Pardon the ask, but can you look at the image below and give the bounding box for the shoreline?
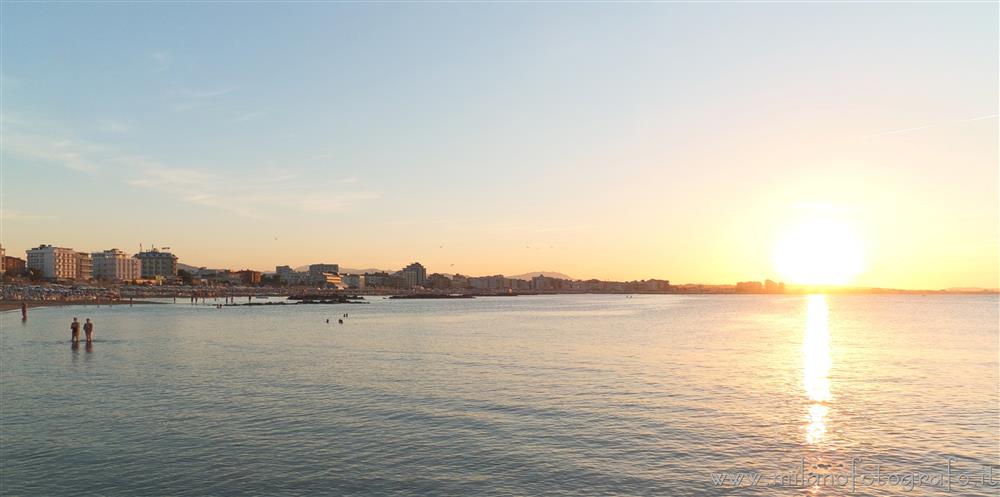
[0,300,159,313]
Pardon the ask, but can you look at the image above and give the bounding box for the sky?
[2,3,997,289]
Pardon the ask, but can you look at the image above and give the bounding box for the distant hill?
[508,271,574,281]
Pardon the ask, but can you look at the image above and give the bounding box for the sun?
[773,216,864,286]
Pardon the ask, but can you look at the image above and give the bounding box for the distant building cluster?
[9,243,789,294]
[735,279,786,293]
[3,244,177,283]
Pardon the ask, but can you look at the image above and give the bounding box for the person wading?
[83,319,94,343]
[70,318,81,343]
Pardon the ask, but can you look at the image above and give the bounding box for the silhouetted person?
[70,318,81,343]
[84,319,94,343]
[338,319,343,324]
[21,303,27,321]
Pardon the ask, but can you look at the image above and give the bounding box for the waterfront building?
[0,245,4,277]
[234,269,262,285]
[364,271,406,288]
[136,249,178,278]
[450,274,470,289]
[398,262,427,287]
[322,273,345,289]
[426,273,452,289]
[735,281,765,293]
[276,265,310,285]
[75,252,93,281]
[26,245,78,280]
[341,273,365,289]
[308,263,339,284]
[92,249,142,281]
[764,279,786,293]
[531,275,566,291]
[3,256,26,276]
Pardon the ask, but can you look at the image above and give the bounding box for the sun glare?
[773,216,864,286]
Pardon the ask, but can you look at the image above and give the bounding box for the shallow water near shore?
[1,294,997,496]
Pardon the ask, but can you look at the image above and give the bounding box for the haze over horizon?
[2,3,997,289]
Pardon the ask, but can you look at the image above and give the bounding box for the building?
[341,273,365,289]
[426,273,452,289]
[308,263,339,284]
[0,244,4,277]
[364,271,405,288]
[26,245,78,280]
[322,273,345,289]
[735,281,764,293]
[92,249,142,281]
[531,275,565,291]
[398,262,427,287]
[276,265,310,285]
[3,256,26,276]
[136,249,178,278]
[234,269,262,285]
[75,252,93,281]
[276,265,296,281]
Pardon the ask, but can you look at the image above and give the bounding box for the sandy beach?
[0,300,158,313]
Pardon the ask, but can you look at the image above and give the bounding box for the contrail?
[870,113,997,138]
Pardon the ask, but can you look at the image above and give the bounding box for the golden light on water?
[803,295,832,444]
[774,216,864,286]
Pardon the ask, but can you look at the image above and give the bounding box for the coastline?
[0,300,159,313]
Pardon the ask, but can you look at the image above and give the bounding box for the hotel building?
[26,245,79,280]
[92,249,142,281]
[136,249,179,278]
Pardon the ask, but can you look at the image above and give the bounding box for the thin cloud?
[870,113,998,138]
[4,131,104,173]
[4,117,379,219]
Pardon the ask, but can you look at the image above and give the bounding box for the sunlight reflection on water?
[803,294,832,444]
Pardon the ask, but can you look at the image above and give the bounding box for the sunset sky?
[2,3,997,289]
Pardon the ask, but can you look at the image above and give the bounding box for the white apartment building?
[92,249,142,281]
[26,245,78,279]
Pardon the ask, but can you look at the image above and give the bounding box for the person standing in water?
[21,302,27,321]
[70,318,81,343]
[83,319,94,343]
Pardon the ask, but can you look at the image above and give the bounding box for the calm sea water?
[1,294,997,496]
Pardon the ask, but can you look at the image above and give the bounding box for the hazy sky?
[2,3,997,288]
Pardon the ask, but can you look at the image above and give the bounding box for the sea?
[1,294,997,496]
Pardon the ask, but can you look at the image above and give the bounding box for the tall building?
[308,263,339,284]
[92,249,142,281]
[136,249,178,278]
[26,245,78,279]
[75,252,93,281]
[398,262,427,287]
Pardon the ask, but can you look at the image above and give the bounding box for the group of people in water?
[327,313,350,325]
[70,317,95,343]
